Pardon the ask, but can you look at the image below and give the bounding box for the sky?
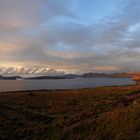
[0,0,140,75]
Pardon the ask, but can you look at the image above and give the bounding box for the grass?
[1,85,140,139]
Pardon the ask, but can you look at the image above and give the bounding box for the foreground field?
[1,85,140,140]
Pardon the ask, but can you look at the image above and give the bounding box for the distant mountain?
[0,76,23,80]
[24,74,79,80]
[82,73,108,78]
[0,72,133,80]
[57,74,80,78]
[81,72,132,78]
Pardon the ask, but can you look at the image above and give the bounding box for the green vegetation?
[1,86,140,139]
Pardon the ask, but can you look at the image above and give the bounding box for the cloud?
[0,0,140,74]
[0,66,65,76]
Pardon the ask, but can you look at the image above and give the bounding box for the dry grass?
[1,85,140,139]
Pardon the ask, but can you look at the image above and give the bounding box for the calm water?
[0,77,136,92]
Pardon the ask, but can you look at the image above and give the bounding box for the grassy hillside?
[1,86,140,140]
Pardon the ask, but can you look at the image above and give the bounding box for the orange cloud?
[95,66,121,72]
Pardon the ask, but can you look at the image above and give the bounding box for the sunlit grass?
[1,85,140,139]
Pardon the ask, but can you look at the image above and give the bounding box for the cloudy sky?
[0,0,140,75]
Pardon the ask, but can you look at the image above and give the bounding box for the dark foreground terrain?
[1,85,140,140]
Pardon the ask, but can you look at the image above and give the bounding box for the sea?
[0,77,136,92]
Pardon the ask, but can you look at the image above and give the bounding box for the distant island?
[81,72,132,78]
[0,72,134,80]
[0,75,23,80]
